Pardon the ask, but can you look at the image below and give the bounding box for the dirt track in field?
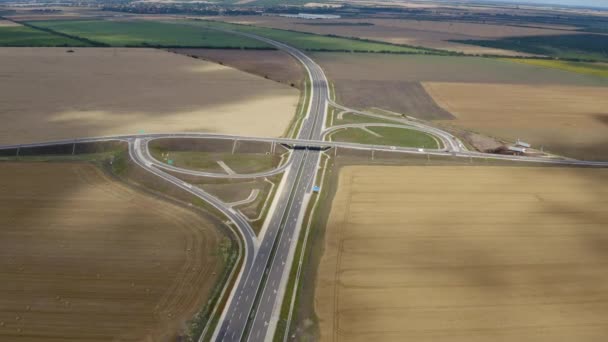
[316,165,608,342]
[424,82,608,160]
[0,162,224,341]
[213,16,577,56]
[0,48,299,145]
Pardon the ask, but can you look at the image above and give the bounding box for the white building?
[515,139,531,148]
[278,13,341,19]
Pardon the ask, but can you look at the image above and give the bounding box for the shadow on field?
[594,114,608,126]
[547,137,608,161]
[0,48,298,145]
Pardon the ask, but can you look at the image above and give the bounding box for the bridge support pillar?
[16,147,20,157]
[72,143,76,155]
[334,146,337,157]
[371,149,375,161]
[271,141,275,154]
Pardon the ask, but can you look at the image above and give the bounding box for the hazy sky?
[483,0,608,8]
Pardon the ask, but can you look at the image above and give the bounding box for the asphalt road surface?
[211,31,330,342]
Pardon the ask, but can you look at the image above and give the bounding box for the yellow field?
[423,82,608,160]
[0,162,224,341]
[0,48,299,145]
[507,59,608,78]
[316,165,608,342]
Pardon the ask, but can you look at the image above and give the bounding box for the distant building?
[279,13,341,19]
[515,140,531,148]
[508,146,527,155]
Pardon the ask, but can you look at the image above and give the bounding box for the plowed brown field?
[0,162,224,341]
[316,165,608,342]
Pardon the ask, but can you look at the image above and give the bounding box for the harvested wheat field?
[171,48,305,89]
[214,16,577,55]
[424,83,608,160]
[0,48,299,145]
[0,20,21,27]
[0,162,224,341]
[316,165,608,342]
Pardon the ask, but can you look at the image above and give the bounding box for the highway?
[210,31,329,342]
[3,30,608,342]
[6,132,608,167]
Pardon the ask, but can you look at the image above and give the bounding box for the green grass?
[287,76,311,139]
[453,34,608,62]
[332,111,398,126]
[507,59,608,78]
[0,25,89,46]
[246,173,282,233]
[150,148,280,174]
[26,20,272,48]
[330,126,440,149]
[186,19,429,53]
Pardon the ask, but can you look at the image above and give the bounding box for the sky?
[482,0,608,9]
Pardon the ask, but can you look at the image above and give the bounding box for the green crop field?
[0,25,90,46]
[454,34,608,62]
[186,20,427,53]
[27,20,272,48]
[329,126,440,149]
[507,59,608,78]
